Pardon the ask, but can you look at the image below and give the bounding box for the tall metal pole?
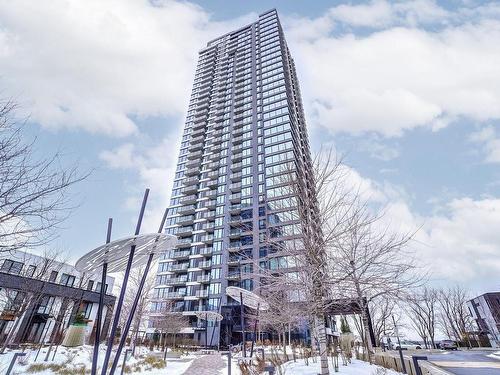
[101,189,149,375]
[392,315,407,374]
[108,208,168,375]
[205,312,209,351]
[91,218,112,375]
[240,292,246,357]
[250,303,260,358]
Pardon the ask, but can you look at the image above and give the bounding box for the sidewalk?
[183,354,225,375]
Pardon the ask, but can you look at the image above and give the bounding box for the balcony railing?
[170,263,189,271]
[197,275,211,283]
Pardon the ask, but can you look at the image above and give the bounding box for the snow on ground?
[488,351,500,361]
[282,357,403,375]
[0,345,196,374]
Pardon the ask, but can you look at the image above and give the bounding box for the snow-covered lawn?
[0,345,196,374]
[282,357,403,375]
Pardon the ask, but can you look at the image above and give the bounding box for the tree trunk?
[314,313,330,375]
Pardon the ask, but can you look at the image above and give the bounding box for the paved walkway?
[182,354,226,375]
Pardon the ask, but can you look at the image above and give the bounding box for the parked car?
[395,340,422,350]
[438,340,458,350]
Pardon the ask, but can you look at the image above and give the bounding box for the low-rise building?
[0,250,116,347]
[467,292,500,348]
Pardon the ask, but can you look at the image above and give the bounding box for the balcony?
[180,195,197,204]
[178,205,196,215]
[227,272,241,280]
[187,150,203,159]
[229,204,241,214]
[230,172,242,182]
[227,257,241,266]
[207,171,219,179]
[196,290,209,298]
[231,162,242,171]
[230,182,242,192]
[199,247,213,256]
[201,234,214,244]
[177,215,195,226]
[229,193,241,203]
[197,275,211,283]
[185,167,199,177]
[176,238,192,248]
[190,135,204,145]
[171,250,191,259]
[185,159,201,169]
[190,128,206,138]
[167,291,187,299]
[189,142,204,152]
[201,223,215,232]
[229,229,242,238]
[183,176,199,186]
[198,261,212,269]
[231,152,243,162]
[171,263,189,271]
[205,190,217,199]
[182,185,198,195]
[199,210,215,220]
[205,199,217,209]
[232,135,243,144]
[207,162,219,170]
[167,277,188,286]
[228,243,241,252]
[207,180,218,189]
[209,153,221,162]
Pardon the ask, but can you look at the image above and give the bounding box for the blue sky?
[0,0,499,294]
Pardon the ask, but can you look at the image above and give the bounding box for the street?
[426,349,500,375]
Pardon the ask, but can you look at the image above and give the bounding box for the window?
[1,259,24,275]
[26,265,36,277]
[96,282,108,293]
[37,296,55,314]
[80,302,93,319]
[87,280,94,291]
[60,273,76,287]
[49,270,58,282]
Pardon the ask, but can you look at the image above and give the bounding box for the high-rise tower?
[151,9,314,346]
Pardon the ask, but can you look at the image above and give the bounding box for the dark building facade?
[468,292,500,348]
[0,251,115,346]
[152,9,315,345]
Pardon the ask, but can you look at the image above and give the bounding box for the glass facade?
[151,9,314,344]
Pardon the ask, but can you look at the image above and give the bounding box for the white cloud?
[469,125,500,163]
[99,132,182,232]
[0,0,255,136]
[284,2,500,137]
[341,170,500,291]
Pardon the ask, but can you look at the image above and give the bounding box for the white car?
[395,340,422,350]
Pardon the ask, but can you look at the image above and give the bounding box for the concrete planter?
[62,325,87,347]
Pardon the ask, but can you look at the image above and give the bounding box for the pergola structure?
[75,189,177,375]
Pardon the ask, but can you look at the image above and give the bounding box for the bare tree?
[328,191,425,361]
[117,266,157,355]
[370,297,398,346]
[0,98,87,253]
[437,285,476,347]
[406,287,439,349]
[254,149,423,370]
[258,288,303,357]
[255,150,355,375]
[152,305,190,352]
